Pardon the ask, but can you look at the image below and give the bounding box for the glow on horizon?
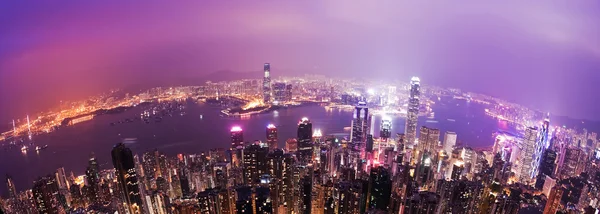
[231,126,242,132]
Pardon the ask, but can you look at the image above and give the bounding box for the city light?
[231,126,242,132]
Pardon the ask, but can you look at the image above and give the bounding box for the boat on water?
[35,145,48,151]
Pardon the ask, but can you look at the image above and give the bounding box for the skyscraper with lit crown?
[266,124,278,151]
[297,117,313,165]
[405,77,421,149]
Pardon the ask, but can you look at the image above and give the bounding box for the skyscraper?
[380,115,392,140]
[535,149,557,189]
[282,153,297,213]
[443,131,457,155]
[32,175,62,214]
[331,181,363,214]
[255,187,273,214]
[367,166,392,210]
[519,126,539,184]
[350,101,370,149]
[560,147,583,179]
[230,126,244,149]
[263,63,272,104]
[85,153,100,202]
[235,186,253,214]
[272,83,287,104]
[267,149,285,210]
[417,126,440,163]
[297,117,313,165]
[366,134,374,152]
[243,144,269,186]
[112,142,142,214]
[404,191,440,214]
[300,176,312,214]
[543,186,563,214]
[405,77,421,148]
[266,124,278,151]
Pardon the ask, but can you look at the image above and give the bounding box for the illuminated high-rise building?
[282,153,297,213]
[519,126,540,184]
[535,149,557,189]
[350,102,370,149]
[367,166,392,210]
[297,117,313,165]
[285,138,298,153]
[541,114,550,149]
[266,124,278,151]
[231,126,244,149]
[112,142,142,214]
[267,149,285,209]
[300,176,312,214]
[235,186,253,214]
[366,134,374,152]
[443,131,457,155]
[231,126,245,168]
[243,144,269,186]
[86,153,100,202]
[331,181,363,214]
[32,175,62,214]
[417,126,440,163]
[405,77,421,148]
[55,167,69,190]
[255,187,273,214]
[273,83,287,104]
[543,186,563,214]
[263,63,272,104]
[380,115,392,140]
[560,147,583,179]
[404,191,440,214]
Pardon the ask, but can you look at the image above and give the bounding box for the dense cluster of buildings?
[2,66,600,214]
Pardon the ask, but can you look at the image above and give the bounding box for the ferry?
[35,145,49,151]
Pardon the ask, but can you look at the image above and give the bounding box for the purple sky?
[1,1,599,122]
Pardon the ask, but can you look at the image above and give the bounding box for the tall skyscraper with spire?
[112,142,142,213]
[405,77,421,149]
[263,63,272,104]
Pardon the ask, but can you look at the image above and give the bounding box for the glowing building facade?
[405,77,421,148]
[263,63,272,104]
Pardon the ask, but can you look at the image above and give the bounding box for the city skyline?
[1,1,600,122]
[1,1,600,214]
[1,73,599,213]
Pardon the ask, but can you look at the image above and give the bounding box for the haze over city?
[1,1,600,122]
[4,1,600,214]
